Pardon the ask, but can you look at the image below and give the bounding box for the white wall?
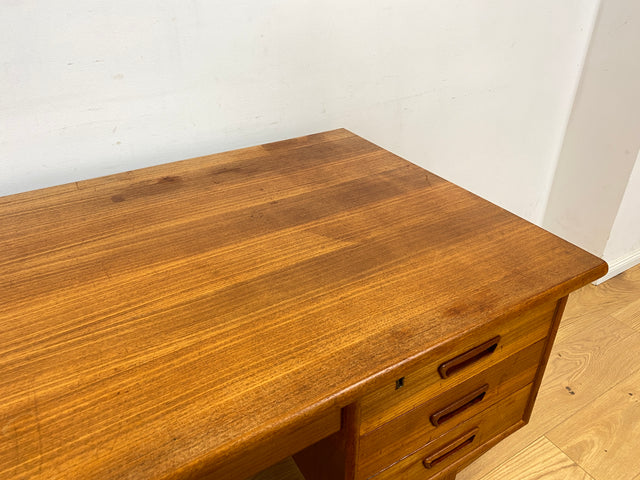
[543,0,640,259]
[1,1,598,223]
[602,152,640,278]
[541,0,640,282]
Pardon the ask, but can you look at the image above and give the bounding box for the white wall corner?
[542,0,640,263]
[595,249,640,284]
[537,0,602,226]
[598,150,640,283]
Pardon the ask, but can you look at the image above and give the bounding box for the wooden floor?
[457,263,640,480]
[251,264,640,480]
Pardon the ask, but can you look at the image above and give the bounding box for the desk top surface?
[0,129,606,480]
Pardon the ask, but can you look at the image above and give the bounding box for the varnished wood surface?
[0,129,607,480]
[373,385,533,480]
[457,264,640,480]
[357,338,546,478]
[358,300,557,434]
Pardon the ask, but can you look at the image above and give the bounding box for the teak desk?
[1,130,606,480]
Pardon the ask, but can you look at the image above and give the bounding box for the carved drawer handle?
[422,428,480,469]
[438,336,500,379]
[430,384,489,427]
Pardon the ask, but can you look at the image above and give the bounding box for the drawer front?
[369,383,532,480]
[357,338,546,479]
[359,300,557,434]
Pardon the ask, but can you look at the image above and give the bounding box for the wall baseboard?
[595,248,640,285]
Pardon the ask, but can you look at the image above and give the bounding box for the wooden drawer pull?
[438,336,500,379]
[422,428,479,469]
[429,384,489,427]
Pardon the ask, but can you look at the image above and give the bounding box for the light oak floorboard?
[562,266,640,329]
[604,266,640,331]
[477,437,594,480]
[247,457,304,480]
[458,264,640,480]
[546,368,640,480]
[611,295,640,331]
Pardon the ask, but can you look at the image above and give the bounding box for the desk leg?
[294,403,360,480]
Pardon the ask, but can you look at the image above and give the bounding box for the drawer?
[359,299,557,434]
[369,383,533,480]
[356,338,546,479]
